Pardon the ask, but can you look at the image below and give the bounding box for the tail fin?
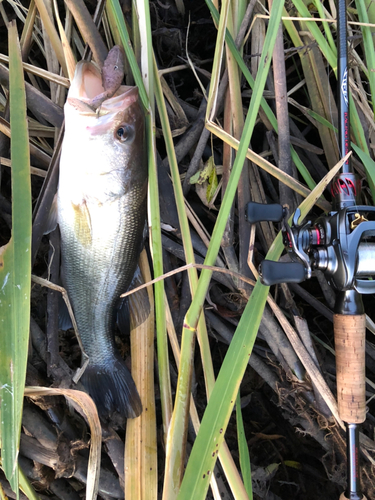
[81,354,142,419]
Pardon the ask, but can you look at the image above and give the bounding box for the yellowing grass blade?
[33,0,68,76]
[0,20,32,495]
[125,251,157,500]
[24,387,101,500]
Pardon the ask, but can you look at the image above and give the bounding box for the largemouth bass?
[57,52,147,418]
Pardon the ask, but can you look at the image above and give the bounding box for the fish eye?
[115,124,134,143]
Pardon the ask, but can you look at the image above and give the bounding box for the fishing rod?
[246,1,375,498]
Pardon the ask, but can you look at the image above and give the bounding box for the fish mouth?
[67,61,139,117]
[69,61,104,100]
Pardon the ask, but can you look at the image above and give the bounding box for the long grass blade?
[106,0,171,437]
[313,0,336,53]
[352,144,375,197]
[154,47,249,500]
[125,251,157,500]
[18,465,41,500]
[236,392,252,499]
[0,20,32,496]
[175,2,285,497]
[33,0,68,76]
[206,0,230,121]
[154,53,207,499]
[355,0,375,117]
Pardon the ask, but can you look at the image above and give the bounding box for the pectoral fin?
[72,200,92,246]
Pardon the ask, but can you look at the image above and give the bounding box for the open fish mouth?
[69,61,104,100]
[67,61,139,118]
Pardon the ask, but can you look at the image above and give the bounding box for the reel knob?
[246,202,285,223]
[259,261,306,286]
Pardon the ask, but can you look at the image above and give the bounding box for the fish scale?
[61,193,145,359]
[57,58,147,418]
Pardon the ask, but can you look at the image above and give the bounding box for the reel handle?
[246,202,284,223]
[259,261,306,286]
[334,314,367,424]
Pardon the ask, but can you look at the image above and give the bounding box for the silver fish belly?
[57,60,147,418]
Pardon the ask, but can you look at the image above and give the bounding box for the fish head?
[86,86,146,186]
[62,61,146,202]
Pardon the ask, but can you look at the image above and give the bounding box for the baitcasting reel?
[246,199,375,295]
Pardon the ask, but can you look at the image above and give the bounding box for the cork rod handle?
[334,314,367,424]
[339,493,367,500]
